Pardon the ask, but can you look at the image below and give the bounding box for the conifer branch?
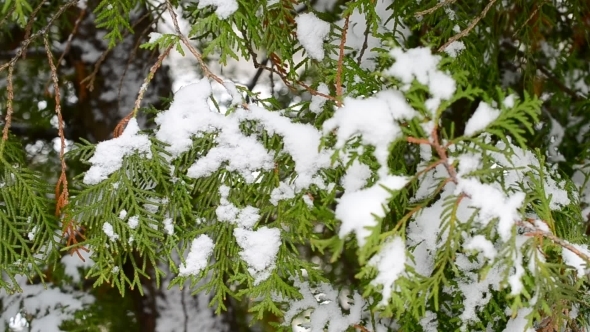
[415,0,458,17]
[1,64,14,144]
[0,0,78,73]
[335,15,349,107]
[437,0,499,52]
[114,42,174,137]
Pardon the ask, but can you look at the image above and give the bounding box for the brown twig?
[407,125,458,184]
[415,0,458,17]
[55,8,87,70]
[44,34,88,261]
[356,18,371,66]
[437,0,499,53]
[22,0,49,59]
[113,43,175,137]
[165,0,223,85]
[335,15,349,107]
[353,324,371,332]
[1,65,15,142]
[0,4,16,28]
[520,222,590,264]
[0,0,78,73]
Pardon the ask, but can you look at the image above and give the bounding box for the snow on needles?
[295,13,331,61]
[179,235,214,277]
[368,236,406,305]
[386,47,455,114]
[464,101,500,136]
[83,118,151,185]
[196,0,238,19]
[336,175,409,247]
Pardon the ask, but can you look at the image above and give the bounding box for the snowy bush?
[2,0,590,331]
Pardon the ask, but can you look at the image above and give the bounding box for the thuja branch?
[334,15,349,107]
[113,43,174,137]
[0,0,78,73]
[437,0,499,52]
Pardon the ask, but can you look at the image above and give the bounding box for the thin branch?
[113,43,175,137]
[1,65,15,142]
[22,0,49,59]
[437,0,499,53]
[0,0,78,73]
[44,33,88,261]
[520,222,590,264]
[0,4,16,28]
[334,15,349,107]
[415,0,458,17]
[165,0,223,85]
[356,18,370,66]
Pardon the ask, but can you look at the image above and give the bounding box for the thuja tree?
[2,0,590,331]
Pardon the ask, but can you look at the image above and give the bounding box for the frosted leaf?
[178,235,215,277]
[83,118,152,185]
[295,13,330,60]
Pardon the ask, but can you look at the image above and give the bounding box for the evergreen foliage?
[2,0,590,331]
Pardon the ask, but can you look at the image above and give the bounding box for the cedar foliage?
[1,0,590,331]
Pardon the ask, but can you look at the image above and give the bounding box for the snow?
[127,215,139,229]
[562,243,590,277]
[102,222,119,241]
[83,118,152,185]
[456,178,525,241]
[503,307,534,332]
[283,279,365,332]
[163,217,174,235]
[463,102,500,136]
[216,185,261,228]
[336,175,409,247]
[443,40,465,57]
[324,90,416,177]
[295,13,331,61]
[9,313,28,331]
[464,235,497,260]
[233,227,281,284]
[197,0,238,19]
[387,48,456,106]
[61,249,94,283]
[309,83,330,113]
[368,236,406,305]
[341,160,372,192]
[178,235,215,277]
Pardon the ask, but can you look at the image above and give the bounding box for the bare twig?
[335,15,349,107]
[356,18,371,66]
[415,0,458,17]
[1,65,15,142]
[437,0,499,53]
[165,0,223,85]
[0,0,78,73]
[0,4,16,28]
[55,7,87,70]
[22,0,49,59]
[520,222,590,264]
[113,43,175,137]
[44,34,88,261]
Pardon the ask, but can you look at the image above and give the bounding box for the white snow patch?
[295,13,331,60]
[196,0,238,19]
[464,102,500,137]
[178,235,215,277]
[83,118,151,185]
[234,227,281,284]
